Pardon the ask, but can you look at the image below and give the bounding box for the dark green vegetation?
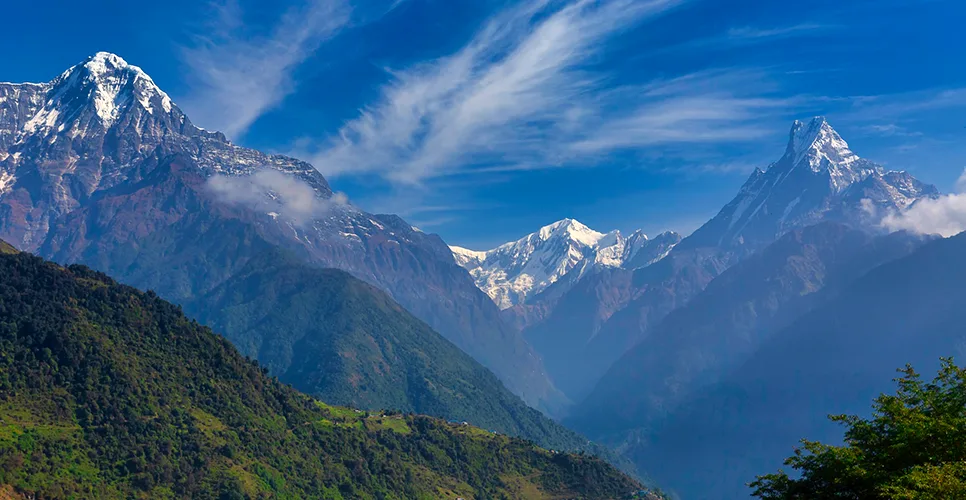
[752,359,966,499]
[188,249,618,459]
[0,247,641,499]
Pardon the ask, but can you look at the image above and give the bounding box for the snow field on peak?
[451,219,669,309]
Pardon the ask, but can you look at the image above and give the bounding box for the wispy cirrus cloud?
[726,23,832,41]
[841,87,966,121]
[639,22,834,60]
[858,123,923,137]
[566,70,794,155]
[180,0,351,139]
[303,0,800,184]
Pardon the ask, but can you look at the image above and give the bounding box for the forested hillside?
[189,248,620,459]
[0,245,641,499]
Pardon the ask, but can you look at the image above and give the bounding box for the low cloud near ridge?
[880,169,966,237]
[208,168,348,225]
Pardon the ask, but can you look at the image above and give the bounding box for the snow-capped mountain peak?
[0,52,331,249]
[79,51,173,123]
[536,218,606,248]
[452,219,681,309]
[787,117,858,170]
[48,52,174,130]
[777,116,873,193]
[15,51,179,144]
[680,117,938,254]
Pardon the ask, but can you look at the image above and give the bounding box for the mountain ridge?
[452,218,680,310]
[0,242,644,499]
[567,223,930,435]
[517,117,938,402]
[184,246,630,462]
[0,51,564,411]
[631,229,966,498]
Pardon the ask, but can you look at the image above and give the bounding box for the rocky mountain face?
[518,117,938,403]
[567,223,929,434]
[525,247,730,401]
[0,52,563,412]
[678,116,937,255]
[451,218,680,310]
[629,230,966,499]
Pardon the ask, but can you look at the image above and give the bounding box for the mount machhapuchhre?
[450,113,953,498]
[459,116,938,403]
[1,51,961,500]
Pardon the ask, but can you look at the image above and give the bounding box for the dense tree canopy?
[190,249,628,464]
[0,248,642,499]
[751,358,966,499]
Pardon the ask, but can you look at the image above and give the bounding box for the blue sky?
[2,0,965,248]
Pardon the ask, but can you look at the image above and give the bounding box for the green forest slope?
[190,249,627,460]
[0,245,641,499]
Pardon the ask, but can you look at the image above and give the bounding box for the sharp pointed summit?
[0,54,563,411]
[788,117,855,165]
[63,51,175,127]
[19,52,183,139]
[680,117,938,254]
[771,116,878,193]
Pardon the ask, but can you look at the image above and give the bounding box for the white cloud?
[639,23,834,60]
[207,168,348,225]
[180,0,350,138]
[880,170,966,237]
[567,70,793,154]
[843,88,966,122]
[859,123,923,137]
[307,0,798,184]
[726,24,831,40]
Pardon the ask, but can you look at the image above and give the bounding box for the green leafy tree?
[750,358,966,499]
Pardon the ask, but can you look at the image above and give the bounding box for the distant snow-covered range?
[452,219,680,309]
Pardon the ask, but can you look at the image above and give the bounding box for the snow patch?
[452,219,674,308]
[23,108,59,134]
[779,195,801,226]
[0,170,16,195]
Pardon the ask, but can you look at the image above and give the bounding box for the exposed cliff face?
[0,52,563,411]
